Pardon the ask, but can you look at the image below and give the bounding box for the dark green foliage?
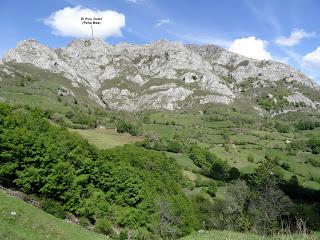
[309,138,320,154]
[210,161,230,180]
[116,119,141,136]
[42,199,67,219]
[156,195,199,238]
[275,121,290,133]
[211,163,293,234]
[228,167,240,180]
[295,120,320,130]
[0,104,199,237]
[189,146,216,170]
[257,95,289,111]
[247,154,254,163]
[257,98,273,111]
[94,218,113,235]
[188,145,231,179]
[142,115,150,124]
[138,137,183,153]
[206,181,217,197]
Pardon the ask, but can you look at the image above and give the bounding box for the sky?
[0,0,320,82]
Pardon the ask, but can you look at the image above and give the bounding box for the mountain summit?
[1,38,319,114]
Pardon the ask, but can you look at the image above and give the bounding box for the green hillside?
[0,191,105,240]
[69,128,142,149]
[182,230,320,240]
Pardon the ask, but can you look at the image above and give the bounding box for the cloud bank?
[229,36,272,60]
[44,6,125,38]
[303,47,320,69]
[154,19,171,28]
[276,29,315,47]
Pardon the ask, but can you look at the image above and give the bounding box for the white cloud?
[276,29,315,47]
[302,47,320,69]
[229,36,272,60]
[44,6,125,38]
[154,18,171,28]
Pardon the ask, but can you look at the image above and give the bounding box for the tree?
[207,181,217,197]
[40,161,75,199]
[210,161,229,180]
[229,167,240,181]
[249,161,293,234]
[309,138,320,154]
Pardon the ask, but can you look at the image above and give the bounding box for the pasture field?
[69,128,142,149]
[144,111,320,190]
[0,191,106,240]
[181,230,320,240]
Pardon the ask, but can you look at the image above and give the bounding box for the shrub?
[309,138,320,154]
[94,218,113,235]
[207,181,217,197]
[210,161,230,180]
[295,120,320,130]
[43,199,67,219]
[247,154,254,163]
[116,119,141,136]
[229,167,240,180]
[257,97,273,111]
[275,121,290,133]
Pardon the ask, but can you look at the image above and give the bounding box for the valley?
[0,38,320,239]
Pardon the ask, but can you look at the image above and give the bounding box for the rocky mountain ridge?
[1,38,319,113]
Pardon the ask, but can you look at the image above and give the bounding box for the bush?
[295,120,320,130]
[275,121,290,133]
[247,154,254,163]
[281,162,291,171]
[43,199,67,219]
[94,218,113,235]
[309,138,320,154]
[207,182,217,197]
[257,97,273,111]
[210,161,230,180]
[116,119,141,136]
[229,167,240,180]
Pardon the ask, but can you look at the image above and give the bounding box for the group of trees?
[137,137,184,154]
[195,161,320,235]
[1,103,320,238]
[295,119,320,131]
[189,145,240,181]
[116,119,142,136]
[0,103,197,238]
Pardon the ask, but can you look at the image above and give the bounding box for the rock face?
[2,38,319,112]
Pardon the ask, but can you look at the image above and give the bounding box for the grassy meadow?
[69,128,142,149]
[0,191,106,240]
[182,230,320,240]
[143,110,320,191]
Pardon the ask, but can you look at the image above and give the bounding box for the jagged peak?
[147,39,185,49]
[67,37,110,48]
[15,39,49,49]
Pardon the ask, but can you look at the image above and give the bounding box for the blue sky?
[0,0,320,82]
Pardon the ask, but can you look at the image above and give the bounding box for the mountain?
[1,38,319,114]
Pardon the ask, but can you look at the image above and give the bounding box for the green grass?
[142,111,320,190]
[0,63,100,113]
[0,191,106,240]
[149,112,201,126]
[69,128,142,149]
[0,91,72,113]
[143,123,181,138]
[181,230,320,240]
[166,152,200,172]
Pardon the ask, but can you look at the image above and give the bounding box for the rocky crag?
[1,38,319,113]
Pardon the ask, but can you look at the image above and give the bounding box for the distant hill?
[0,38,319,115]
